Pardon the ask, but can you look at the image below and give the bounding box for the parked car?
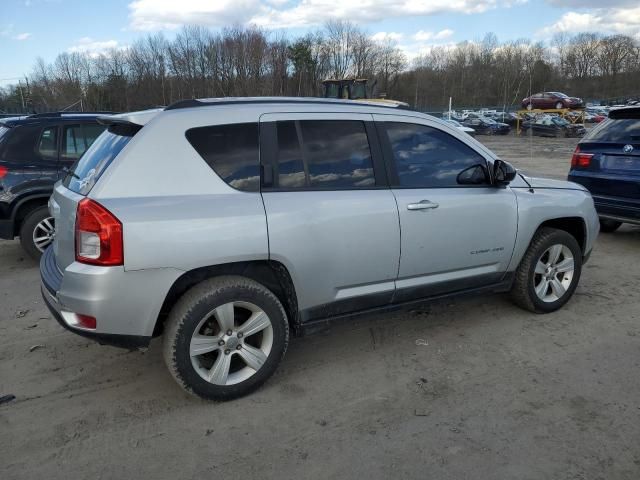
[41,97,599,401]
[525,116,586,138]
[444,119,475,136]
[490,112,519,126]
[0,112,109,258]
[568,106,640,232]
[522,92,584,110]
[463,115,511,135]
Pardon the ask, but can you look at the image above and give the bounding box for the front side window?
[273,120,375,189]
[186,123,260,192]
[383,122,488,188]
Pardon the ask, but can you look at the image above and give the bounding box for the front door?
[260,112,401,321]
[374,114,518,302]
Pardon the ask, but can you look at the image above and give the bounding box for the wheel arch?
[154,260,300,337]
[12,194,52,237]
[537,216,586,254]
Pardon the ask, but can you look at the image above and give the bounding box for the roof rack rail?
[164,97,408,111]
[28,111,117,118]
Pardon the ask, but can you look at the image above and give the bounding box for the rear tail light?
[0,166,7,178]
[571,147,593,168]
[75,314,97,329]
[75,198,123,266]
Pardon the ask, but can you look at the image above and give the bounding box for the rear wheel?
[526,103,533,111]
[599,218,622,233]
[510,228,582,313]
[19,206,55,260]
[163,276,289,400]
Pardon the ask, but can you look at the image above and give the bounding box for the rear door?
[374,114,518,302]
[259,112,400,321]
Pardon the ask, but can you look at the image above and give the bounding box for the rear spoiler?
[97,116,143,136]
[608,106,640,120]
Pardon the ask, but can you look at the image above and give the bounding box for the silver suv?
[40,98,599,400]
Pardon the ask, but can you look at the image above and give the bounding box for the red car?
[522,92,584,110]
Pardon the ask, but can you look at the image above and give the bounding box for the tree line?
[1,21,639,114]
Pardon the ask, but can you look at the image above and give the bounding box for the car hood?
[518,174,588,191]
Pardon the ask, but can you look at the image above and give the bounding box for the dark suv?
[0,113,108,258]
[568,106,640,232]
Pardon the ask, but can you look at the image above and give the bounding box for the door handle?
[407,200,439,211]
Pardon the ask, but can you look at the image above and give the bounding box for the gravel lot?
[1,133,639,479]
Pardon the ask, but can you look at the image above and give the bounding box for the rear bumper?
[39,246,183,347]
[0,218,13,239]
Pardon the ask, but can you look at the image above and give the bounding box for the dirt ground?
[1,133,639,479]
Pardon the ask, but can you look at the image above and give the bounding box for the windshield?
[551,92,569,98]
[481,117,497,125]
[552,117,569,126]
[63,125,137,195]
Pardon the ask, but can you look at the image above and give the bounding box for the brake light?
[75,198,123,266]
[571,147,593,168]
[0,166,7,178]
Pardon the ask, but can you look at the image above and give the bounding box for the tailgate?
[50,182,84,271]
[578,142,640,200]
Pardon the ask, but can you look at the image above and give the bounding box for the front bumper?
[39,246,183,349]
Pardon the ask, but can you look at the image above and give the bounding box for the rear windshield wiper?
[62,166,80,180]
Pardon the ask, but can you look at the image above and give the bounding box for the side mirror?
[492,159,517,186]
[457,164,489,185]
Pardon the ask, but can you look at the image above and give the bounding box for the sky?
[1,0,640,86]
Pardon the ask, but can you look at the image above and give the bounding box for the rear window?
[185,123,260,192]
[584,118,640,143]
[63,124,137,195]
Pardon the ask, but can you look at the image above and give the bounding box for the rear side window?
[272,120,375,189]
[186,123,260,192]
[584,119,640,143]
[64,125,136,195]
[37,127,58,160]
[382,122,487,188]
[0,125,49,162]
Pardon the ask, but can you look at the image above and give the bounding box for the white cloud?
[413,29,454,41]
[13,32,32,40]
[68,37,124,57]
[128,0,262,30]
[539,7,640,38]
[128,0,524,30]
[371,31,403,43]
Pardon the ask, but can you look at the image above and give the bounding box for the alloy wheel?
[32,216,55,252]
[533,244,575,303]
[189,301,274,386]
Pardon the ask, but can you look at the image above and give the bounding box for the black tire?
[163,276,289,401]
[510,227,582,313]
[19,206,54,260]
[599,218,622,233]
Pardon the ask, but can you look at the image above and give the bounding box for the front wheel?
[163,276,289,400]
[19,206,55,260]
[510,228,582,313]
[555,101,564,109]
